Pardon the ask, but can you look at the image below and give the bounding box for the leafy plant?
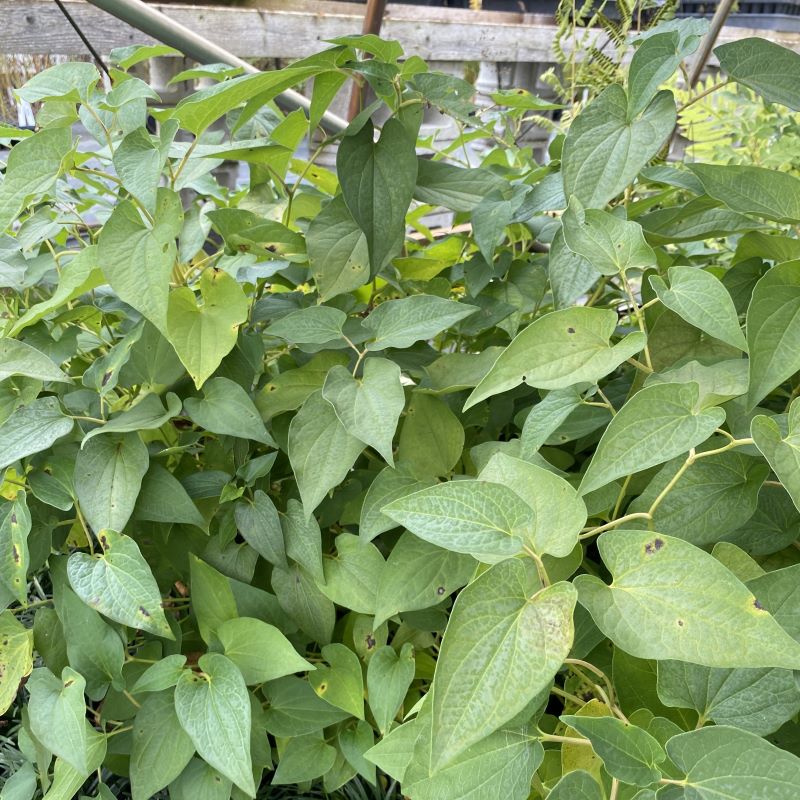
[2,23,800,800]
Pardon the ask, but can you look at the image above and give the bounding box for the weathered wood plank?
[2,0,799,61]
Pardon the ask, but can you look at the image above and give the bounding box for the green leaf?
[262,676,350,737]
[627,450,769,545]
[664,726,800,798]
[131,654,187,694]
[83,392,182,444]
[113,124,175,215]
[627,23,705,117]
[560,715,665,786]
[288,390,364,516]
[174,652,255,796]
[0,611,33,715]
[649,266,747,351]
[307,195,370,301]
[67,529,173,638]
[322,358,405,464]
[752,398,800,511]
[216,616,312,684]
[430,558,576,767]
[561,85,676,208]
[383,479,531,561]
[166,268,250,389]
[414,158,506,212]
[130,690,195,800]
[133,464,206,529]
[0,128,72,232]
[168,759,231,800]
[309,642,365,718]
[548,770,603,799]
[0,339,71,384]
[689,163,800,223]
[337,118,418,275]
[189,555,238,644]
[520,386,584,457]
[479,452,587,558]
[27,667,105,775]
[206,208,304,256]
[367,643,415,734]
[0,397,74,471]
[0,493,30,602]
[271,564,335,645]
[579,383,725,495]
[16,61,99,103]
[265,306,347,345]
[561,198,656,275]
[272,734,337,785]
[360,465,435,542]
[715,37,800,110]
[74,432,149,535]
[466,308,646,409]
[363,295,477,351]
[373,532,475,628]
[397,392,464,478]
[184,377,274,445]
[320,533,385,614]
[575,531,800,668]
[747,260,800,408]
[280,498,324,583]
[98,189,183,332]
[234,490,286,567]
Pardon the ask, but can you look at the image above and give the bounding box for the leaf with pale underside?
[575,531,800,669]
[465,307,646,409]
[429,558,576,768]
[67,529,173,638]
[752,398,800,511]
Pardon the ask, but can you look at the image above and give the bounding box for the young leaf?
[362,295,478,351]
[560,715,665,786]
[382,479,530,561]
[271,564,335,645]
[320,533,385,614]
[131,655,187,695]
[288,390,365,516]
[547,770,603,800]
[130,690,195,800]
[367,643,415,734]
[337,117,418,275]
[82,392,182,444]
[397,392,464,478]
[0,339,72,384]
[752,398,800,511]
[271,734,338,785]
[74,432,149,535]
[322,358,405,465]
[133,464,206,529]
[649,266,747,351]
[262,676,351,737]
[67,529,173,638]
[359,466,436,542]
[578,383,725,495]
[184,377,274,445]
[575,531,800,669]
[430,558,576,768]
[561,198,656,275]
[174,652,255,796]
[265,306,347,345]
[189,555,238,644]
[216,617,312,684]
[166,268,249,389]
[309,642,365,719]
[465,308,646,409]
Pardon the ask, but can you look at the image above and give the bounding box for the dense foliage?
[2,22,800,800]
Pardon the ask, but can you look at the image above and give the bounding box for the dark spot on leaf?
[753,599,764,610]
[101,371,112,386]
[99,534,108,549]
[318,683,327,693]
[676,619,684,627]
[436,586,446,596]
[644,538,664,555]
[139,605,151,618]
[64,679,75,687]
[567,327,575,334]
[365,635,376,649]
[12,546,19,564]
[10,514,16,525]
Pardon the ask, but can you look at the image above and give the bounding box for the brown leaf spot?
[365,635,376,649]
[139,605,151,618]
[676,619,685,627]
[567,327,576,334]
[753,599,765,611]
[436,586,446,596]
[10,514,16,525]
[644,538,664,555]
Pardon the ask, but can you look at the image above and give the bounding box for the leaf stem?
[523,545,551,586]
[580,512,651,538]
[537,731,592,746]
[677,79,731,112]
